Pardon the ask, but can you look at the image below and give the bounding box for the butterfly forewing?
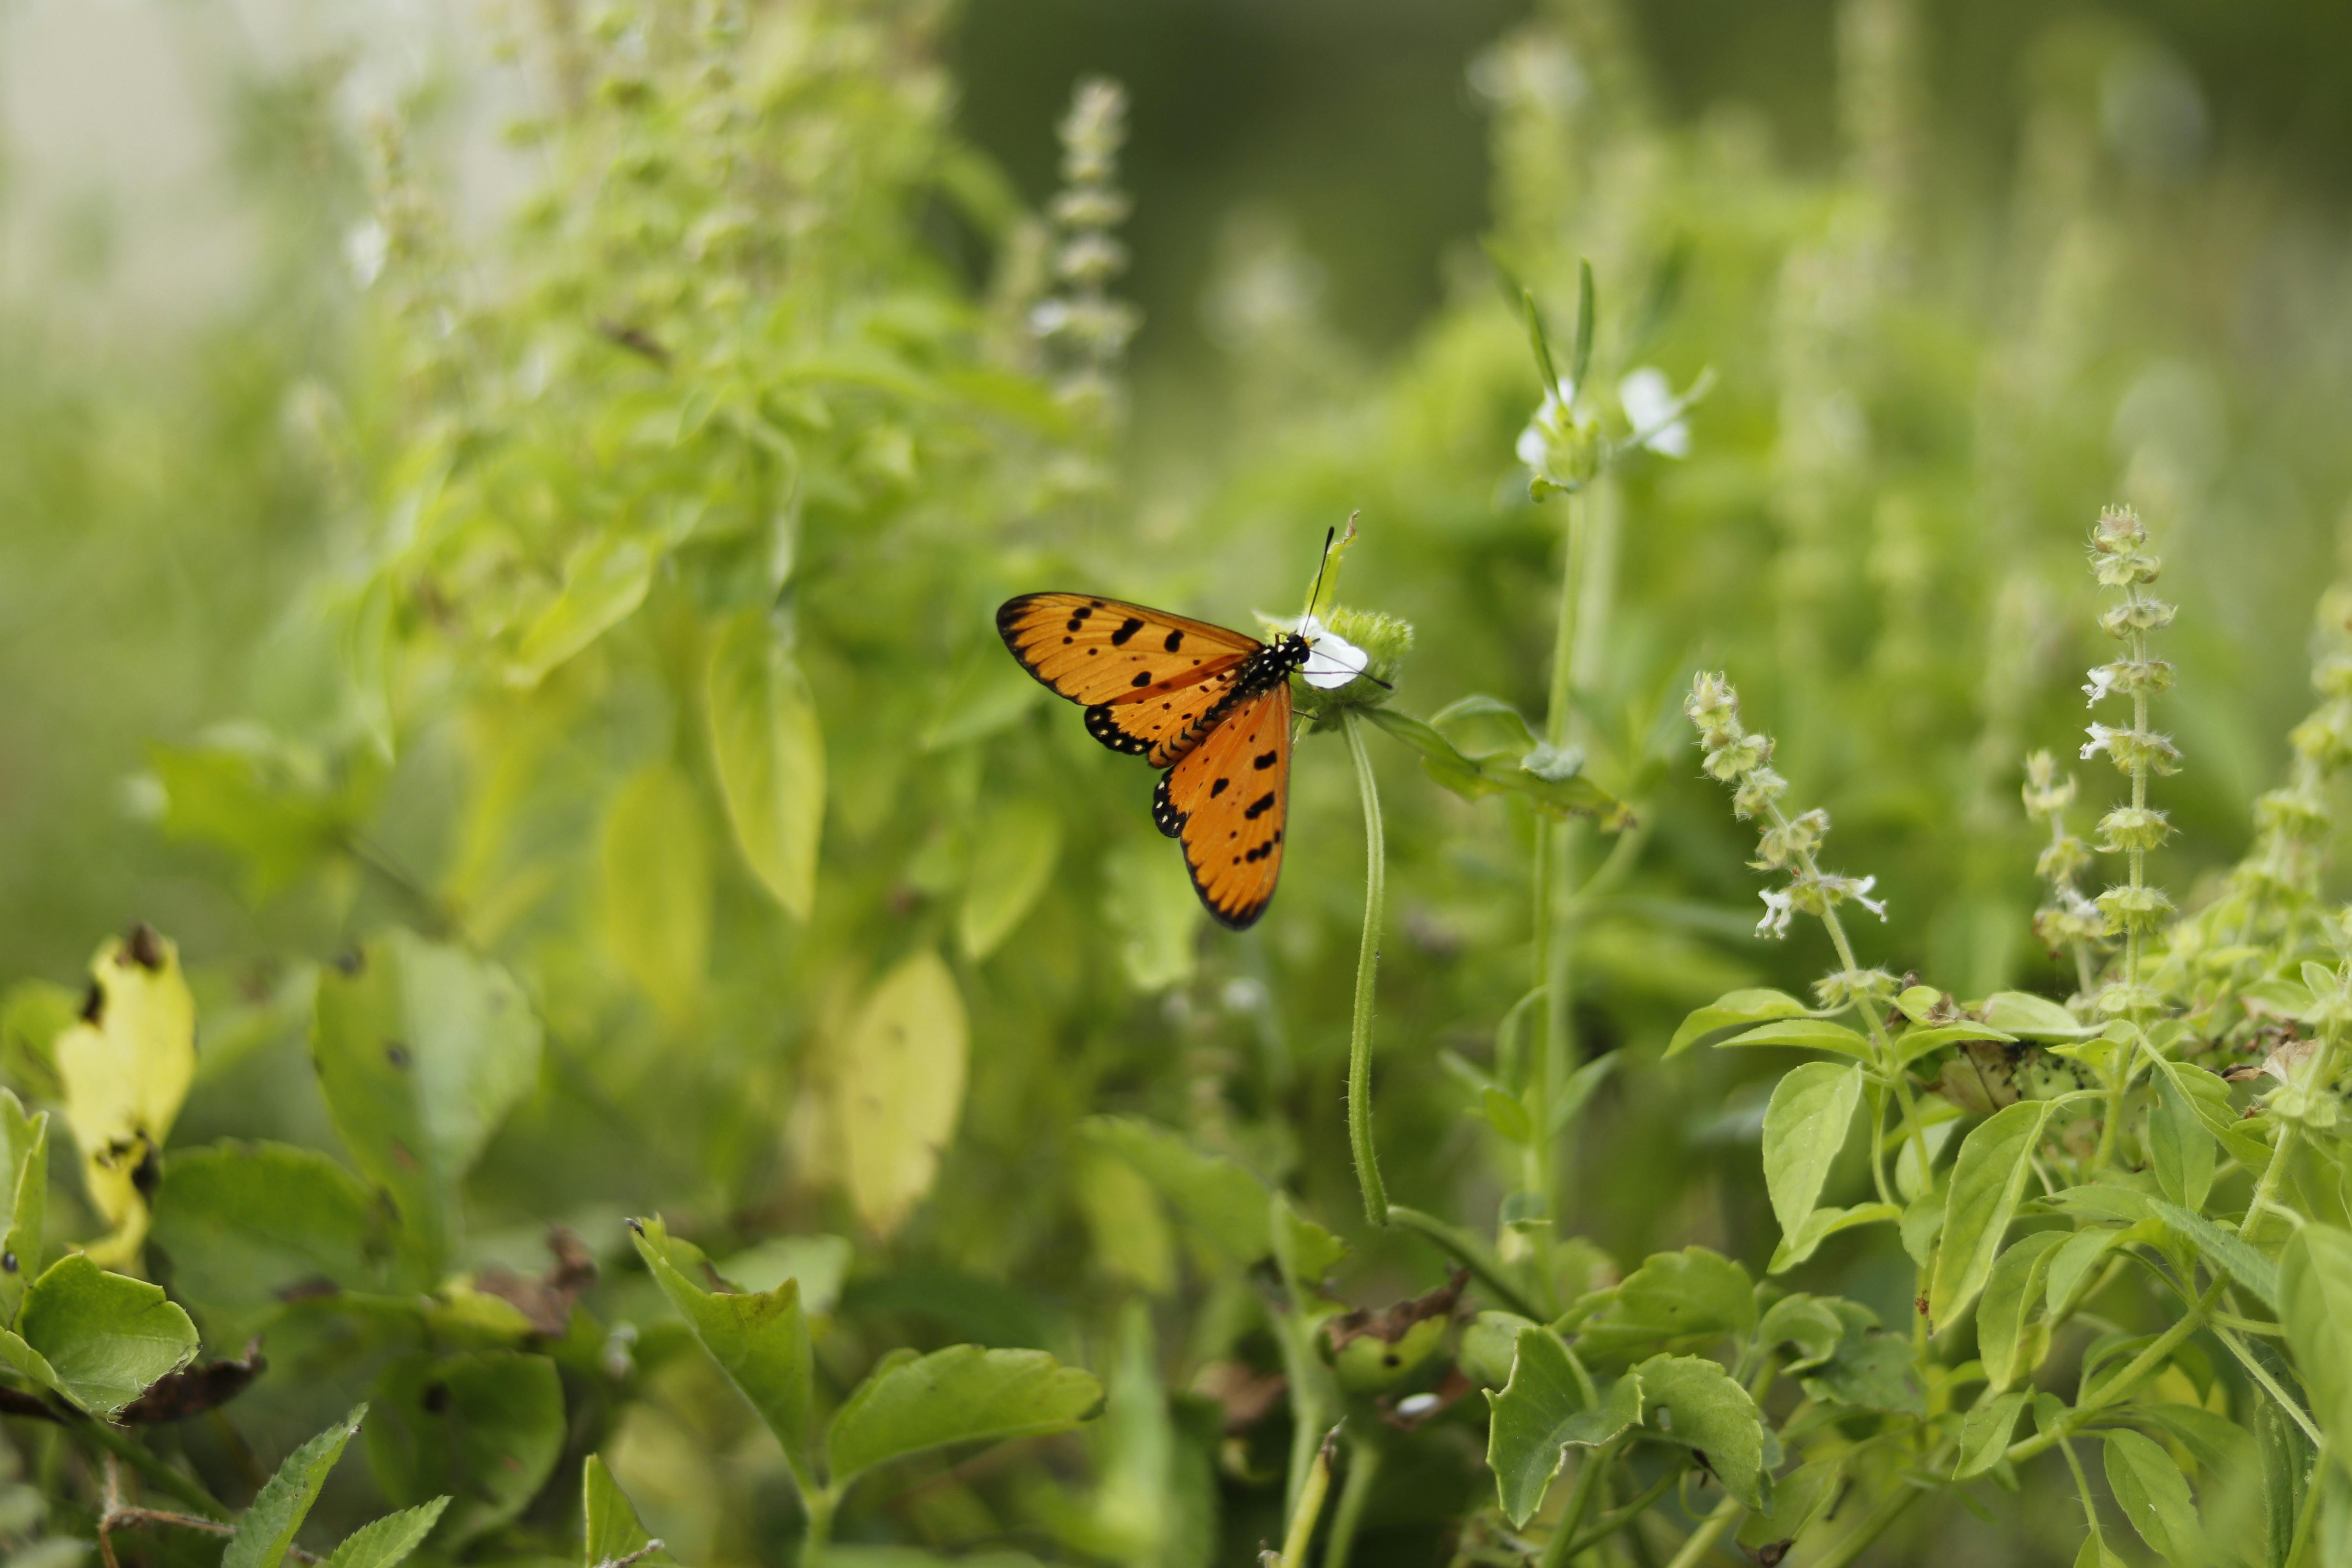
[1156,683,1293,929]
[1000,592,1264,766]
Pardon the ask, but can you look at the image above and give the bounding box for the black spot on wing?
[1163,629,1185,652]
[1110,617,1144,646]
[1152,775,1185,838]
[1210,777,1229,798]
[1131,671,1153,688]
[1254,750,1278,770]
[1244,792,1277,820]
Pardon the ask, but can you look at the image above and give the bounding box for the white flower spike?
[1294,613,1370,690]
[1618,367,1691,457]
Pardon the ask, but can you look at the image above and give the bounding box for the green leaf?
[2144,1050,2218,1213]
[16,1254,197,1417]
[711,1234,855,1316]
[0,1092,46,1325]
[1633,1353,1768,1510]
[1361,707,1625,822]
[2256,1390,2315,1568]
[1979,1231,2066,1392]
[322,1500,451,1568]
[1953,1390,2029,1479]
[365,1351,563,1546]
[1928,1100,2052,1328]
[226,1406,366,1568]
[2104,1428,2207,1563]
[1893,1023,2018,1064]
[1570,258,1596,392]
[508,530,658,686]
[2108,1403,2254,1480]
[2281,1224,2352,1448]
[1768,1203,1900,1274]
[1101,837,1200,993]
[1756,1294,1844,1369]
[599,762,711,1022]
[1,979,75,1102]
[325,1495,447,1568]
[1481,1087,1534,1145]
[313,930,543,1278]
[1484,1328,1638,1526]
[1900,1190,1946,1267]
[707,610,826,919]
[2045,1223,2136,1316]
[834,950,967,1238]
[826,1343,1104,1488]
[1666,989,1810,1058]
[630,1215,813,1483]
[1978,992,2098,1040]
[1762,1062,1863,1239]
[583,1455,676,1568]
[1717,1019,1871,1058]
[149,1142,383,1318]
[1270,1194,1347,1307]
[1085,1116,1270,1261]
[2150,1198,2279,1310]
[957,799,1062,961]
[1521,289,1562,398]
[1576,1248,1755,1359]
[1736,1455,1841,1555]
[1796,1299,1924,1415]
[1461,1311,1539,1388]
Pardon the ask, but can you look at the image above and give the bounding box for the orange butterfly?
[997,587,1365,928]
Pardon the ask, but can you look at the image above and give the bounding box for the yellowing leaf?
[707,612,826,919]
[836,952,967,1237]
[55,926,196,1265]
[599,762,711,1023]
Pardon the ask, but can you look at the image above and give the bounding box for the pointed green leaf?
[1795,1299,1924,1414]
[1953,1390,2029,1479]
[1979,1232,2066,1392]
[631,1215,813,1483]
[1270,1194,1347,1307]
[2151,1198,2278,1310]
[583,1455,676,1568]
[1756,1294,1844,1369]
[17,1255,197,1417]
[1085,1116,1270,1261]
[1667,990,1811,1057]
[1569,258,1596,393]
[1718,1020,1871,1058]
[509,531,657,686]
[1978,992,2097,1040]
[226,1406,367,1568]
[1577,1247,1755,1359]
[1485,1328,1637,1526]
[312,929,543,1278]
[707,610,826,919]
[1736,1456,1842,1555]
[2104,1428,2207,1563]
[826,1343,1104,1489]
[1768,1203,1901,1274]
[1762,1062,1864,1238]
[2144,1050,2217,1213]
[1634,1354,1768,1510]
[1929,1101,2052,1328]
[322,1499,451,1568]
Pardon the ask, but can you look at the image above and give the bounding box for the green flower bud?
[2035,833,2093,884]
[2022,751,2077,819]
[2096,884,2175,936]
[1731,766,1788,820]
[2095,806,2173,854]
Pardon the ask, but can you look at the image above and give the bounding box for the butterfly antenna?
[1303,525,1336,623]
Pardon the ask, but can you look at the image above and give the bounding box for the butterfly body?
[997,593,1315,929]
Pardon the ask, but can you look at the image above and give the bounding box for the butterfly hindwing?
[1157,683,1293,929]
[1000,592,1264,766]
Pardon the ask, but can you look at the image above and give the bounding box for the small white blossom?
[2083,665,2118,704]
[1294,613,1370,690]
[1516,388,1568,468]
[1757,887,1795,938]
[2082,722,2120,761]
[1834,874,1889,920]
[1618,367,1690,457]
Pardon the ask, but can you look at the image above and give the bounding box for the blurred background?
[7,0,2352,1563]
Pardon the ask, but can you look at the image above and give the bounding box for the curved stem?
[1385,1205,1548,1320]
[1342,711,1390,1228]
[1324,1435,1382,1568]
[1662,1493,1742,1568]
[1803,1473,1920,1568]
[1560,1457,1688,1559]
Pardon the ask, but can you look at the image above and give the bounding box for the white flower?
[1294,613,1370,690]
[1618,367,1690,457]
[2081,722,2119,761]
[1757,887,1795,939]
[1515,388,1568,468]
[345,219,388,289]
[2083,665,2119,705]
[1839,874,1889,921]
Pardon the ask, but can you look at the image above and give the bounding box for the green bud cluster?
[1032,77,1143,422]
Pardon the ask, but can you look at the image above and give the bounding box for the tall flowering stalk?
[2022,751,2102,1002]
[2077,505,2178,1019]
[1031,77,1141,425]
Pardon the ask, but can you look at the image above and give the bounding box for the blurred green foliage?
[7,0,2352,1564]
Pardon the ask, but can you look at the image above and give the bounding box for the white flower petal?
[1294,614,1370,690]
[1515,423,1548,467]
[1620,367,1691,457]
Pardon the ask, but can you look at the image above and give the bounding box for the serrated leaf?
[836,951,967,1237]
[322,1499,450,1568]
[226,1406,366,1568]
[1665,989,1809,1058]
[1270,1194,1347,1306]
[2105,1428,2207,1563]
[1796,1299,1923,1414]
[1929,1100,2053,1328]
[1576,1248,1755,1359]
[1485,1328,1637,1526]
[631,1215,813,1482]
[708,610,826,919]
[1762,1062,1863,1239]
[56,927,194,1265]
[826,1343,1103,1487]
[313,929,542,1278]
[1634,1353,1768,1510]
[16,1255,197,1417]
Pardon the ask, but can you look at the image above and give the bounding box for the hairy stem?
[1342,711,1390,1228]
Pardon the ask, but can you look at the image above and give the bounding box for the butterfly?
[996,585,1367,928]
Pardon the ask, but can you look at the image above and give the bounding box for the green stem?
[1803,1474,1920,1568]
[1280,1430,1339,1568]
[1325,1437,1382,1568]
[802,1487,835,1567]
[1537,1440,1623,1568]
[69,1416,230,1522]
[1661,1493,1741,1568]
[1533,488,1591,1220]
[1560,1459,1688,1560]
[2055,1433,2104,1545]
[2285,1437,2327,1568]
[1342,711,1390,1228]
[1385,1205,1548,1319]
[2006,1276,2227,1465]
